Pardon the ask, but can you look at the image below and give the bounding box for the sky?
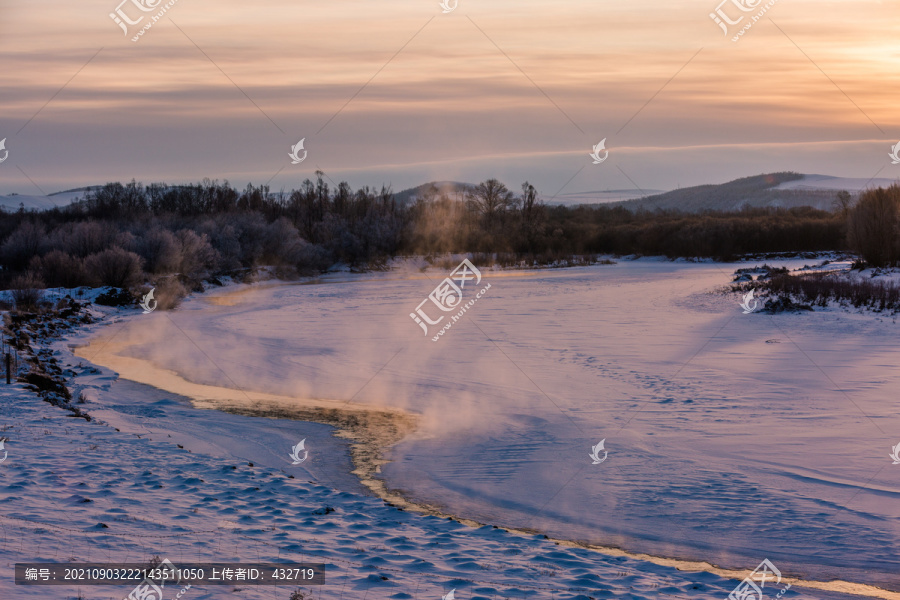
[1,0,899,199]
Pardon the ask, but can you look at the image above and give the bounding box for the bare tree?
[467,179,514,229]
[847,185,900,267]
[518,181,546,253]
[832,190,853,216]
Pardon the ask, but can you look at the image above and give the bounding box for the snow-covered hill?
[610,173,900,212]
[0,188,94,211]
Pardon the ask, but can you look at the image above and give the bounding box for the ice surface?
[4,259,898,599]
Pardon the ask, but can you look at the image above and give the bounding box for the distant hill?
[393,181,475,205]
[612,173,819,212]
[610,172,900,213]
[0,187,98,212]
[395,173,900,212]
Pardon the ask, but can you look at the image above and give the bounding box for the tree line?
[0,173,895,304]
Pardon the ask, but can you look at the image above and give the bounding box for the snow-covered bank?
[58,258,900,596]
[4,377,747,600]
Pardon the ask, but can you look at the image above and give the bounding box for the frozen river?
[79,259,900,591]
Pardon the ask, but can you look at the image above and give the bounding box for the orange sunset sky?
[1,0,898,197]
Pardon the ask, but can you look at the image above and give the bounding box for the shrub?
[84,247,144,288]
[230,212,268,266]
[135,227,180,274]
[194,219,243,271]
[175,229,219,280]
[144,277,188,311]
[30,250,90,288]
[295,241,332,274]
[262,217,307,264]
[59,220,115,258]
[9,272,45,309]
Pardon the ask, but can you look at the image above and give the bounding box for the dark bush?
[1,221,47,270]
[261,218,307,264]
[30,251,90,288]
[95,288,135,307]
[134,227,180,274]
[847,184,900,267]
[9,272,45,309]
[84,247,144,287]
[194,219,242,271]
[58,221,115,258]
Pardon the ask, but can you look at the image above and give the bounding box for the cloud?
[0,0,897,193]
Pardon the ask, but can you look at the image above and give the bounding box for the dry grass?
[754,271,900,312]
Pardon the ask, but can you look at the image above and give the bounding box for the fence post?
[5,352,10,384]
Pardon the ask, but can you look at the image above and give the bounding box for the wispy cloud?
[1,0,898,193]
